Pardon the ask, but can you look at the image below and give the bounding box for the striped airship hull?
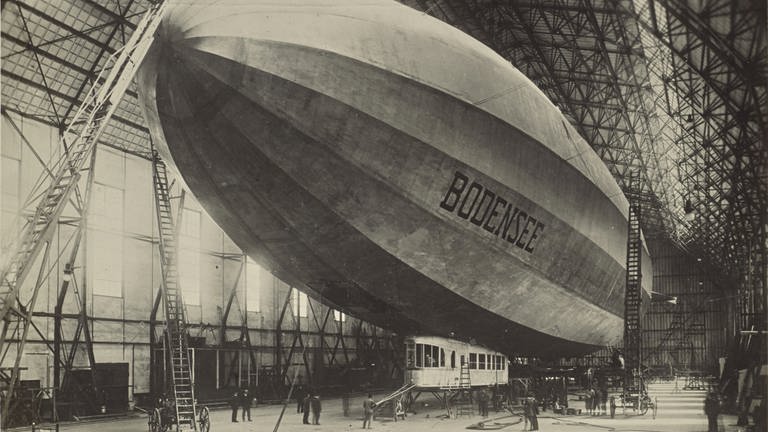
[137,0,652,357]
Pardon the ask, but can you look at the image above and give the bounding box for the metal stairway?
[373,383,415,419]
[0,0,167,420]
[375,383,416,407]
[152,155,198,431]
[623,203,643,394]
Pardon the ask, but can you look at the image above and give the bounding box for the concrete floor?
[18,382,748,432]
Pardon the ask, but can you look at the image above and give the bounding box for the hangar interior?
[0,0,765,431]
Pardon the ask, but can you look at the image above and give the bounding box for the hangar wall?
[642,237,732,374]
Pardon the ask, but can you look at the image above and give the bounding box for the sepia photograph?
[0,0,765,431]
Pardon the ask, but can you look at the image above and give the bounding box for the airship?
[137,0,652,357]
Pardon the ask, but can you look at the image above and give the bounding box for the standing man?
[310,393,322,425]
[295,385,305,414]
[240,388,253,422]
[704,390,720,432]
[302,391,312,424]
[478,388,489,417]
[522,398,530,431]
[527,396,539,431]
[600,387,608,415]
[230,389,240,423]
[594,388,603,415]
[363,393,375,429]
[609,396,616,419]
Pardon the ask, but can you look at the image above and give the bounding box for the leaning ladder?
[0,0,167,418]
[152,155,197,431]
[623,203,643,394]
[454,363,474,417]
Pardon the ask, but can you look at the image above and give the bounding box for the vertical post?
[276,286,292,387]
[149,287,163,397]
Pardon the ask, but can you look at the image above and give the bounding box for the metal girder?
[219,256,246,345]
[80,0,138,31]
[2,32,94,78]
[7,0,117,55]
[1,69,149,133]
[2,32,142,102]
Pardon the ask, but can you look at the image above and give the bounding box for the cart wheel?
[149,408,162,432]
[199,406,210,432]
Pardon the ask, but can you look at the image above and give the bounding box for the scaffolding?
[0,1,166,425]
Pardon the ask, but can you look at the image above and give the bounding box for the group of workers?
[229,388,254,422]
[521,396,540,431]
[583,387,608,415]
[293,385,323,425]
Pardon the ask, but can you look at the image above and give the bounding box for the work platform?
[9,383,745,432]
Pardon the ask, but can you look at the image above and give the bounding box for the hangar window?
[479,354,486,370]
[440,348,445,367]
[333,309,346,322]
[469,353,477,369]
[246,258,261,312]
[291,289,308,317]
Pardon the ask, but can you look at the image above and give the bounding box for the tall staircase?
[152,155,197,431]
[623,203,643,394]
[0,0,167,421]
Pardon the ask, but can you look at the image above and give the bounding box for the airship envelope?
[138,0,652,356]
